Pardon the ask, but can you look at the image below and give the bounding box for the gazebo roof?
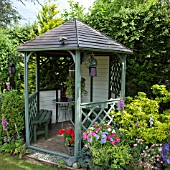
[17,19,132,54]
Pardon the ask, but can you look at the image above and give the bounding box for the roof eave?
[17,47,133,54]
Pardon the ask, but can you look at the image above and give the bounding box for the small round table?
[52,99,74,128]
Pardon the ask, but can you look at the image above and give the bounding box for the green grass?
[0,154,57,170]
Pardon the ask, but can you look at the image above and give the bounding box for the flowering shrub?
[58,128,74,146]
[128,138,164,170]
[111,91,170,144]
[0,115,29,158]
[161,141,170,165]
[83,122,131,169]
[83,122,121,148]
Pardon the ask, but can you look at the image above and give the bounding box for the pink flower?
[94,122,97,127]
[95,128,100,133]
[83,132,88,140]
[107,135,111,140]
[110,140,115,146]
[133,144,138,147]
[158,148,162,152]
[89,131,95,136]
[107,124,111,128]
[115,138,120,143]
[112,133,116,137]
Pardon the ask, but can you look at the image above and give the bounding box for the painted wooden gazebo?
[17,18,132,158]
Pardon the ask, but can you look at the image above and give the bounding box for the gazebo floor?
[31,121,74,155]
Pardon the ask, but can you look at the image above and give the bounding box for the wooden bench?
[32,109,52,143]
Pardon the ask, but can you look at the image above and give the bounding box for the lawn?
[0,154,57,170]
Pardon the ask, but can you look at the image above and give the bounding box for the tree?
[0,0,21,28]
[62,0,86,22]
[0,25,35,93]
[36,0,63,35]
[85,0,170,97]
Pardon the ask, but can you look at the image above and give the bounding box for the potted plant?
[59,128,74,155]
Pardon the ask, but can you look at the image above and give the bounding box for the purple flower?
[136,122,139,126]
[94,134,99,140]
[100,138,106,144]
[102,134,107,139]
[119,99,124,110]
[3,136,8,142]
[110,138,113,142]
[2,117,8,131]
[87,138,92,143]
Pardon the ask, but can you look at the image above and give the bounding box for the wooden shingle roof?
[17,19,132,54]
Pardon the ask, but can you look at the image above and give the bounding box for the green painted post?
[24,52,30,147]
[121,56,126,100]
[36,54,39,113]
[74,50,81,157]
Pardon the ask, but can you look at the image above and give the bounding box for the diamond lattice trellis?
[110,55,122,98]
[81,99,120,131]
[29,92,38,141]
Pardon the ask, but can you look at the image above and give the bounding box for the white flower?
[107,128,112,132]
[112,129,116,133]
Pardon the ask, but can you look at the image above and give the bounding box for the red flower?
[59,128,75,146]
[59,129,65,135]
[71,132,74,137]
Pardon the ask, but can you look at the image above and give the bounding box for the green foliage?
[64,76,87,99]
[85,0,170,96]
[62,0,86,21]
[1,90,25,137]
[0,0,21,28]
[0,25,35,93]
[111,85,170,144]
[91,145,130,170]
[0,121,29,159]
[36,0,63,35]
[56,159,67,169]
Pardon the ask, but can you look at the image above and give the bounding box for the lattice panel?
[39,56,74,90]
[29,92,38,140]
[81,99,120,131]
[110,55,122,98]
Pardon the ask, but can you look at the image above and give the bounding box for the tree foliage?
[62,0,86,21]
[0,25,35,93]
[36,0,63,35]
[0,0,21,28]
[85,0,170,96]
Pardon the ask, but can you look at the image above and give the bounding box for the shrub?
[111,85,170,144]
[0,90,25,139]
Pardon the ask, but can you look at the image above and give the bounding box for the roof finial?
[73,17,77,21]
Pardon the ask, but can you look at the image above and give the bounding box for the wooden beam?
[24,52,30,147]
[120,55,126,100]
[74,50,81,157]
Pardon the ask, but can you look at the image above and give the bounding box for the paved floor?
[31,121,74,155]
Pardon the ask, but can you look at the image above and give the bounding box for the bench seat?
[32,109,52,143]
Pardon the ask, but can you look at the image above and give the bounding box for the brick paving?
[31,122,74,155]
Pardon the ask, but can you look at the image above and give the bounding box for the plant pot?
[65,145,74,155]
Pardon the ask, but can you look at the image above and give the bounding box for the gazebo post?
[24,52,30,147]
[121,55,126,100]
[36,54,40,113]
[74,50,81,157]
